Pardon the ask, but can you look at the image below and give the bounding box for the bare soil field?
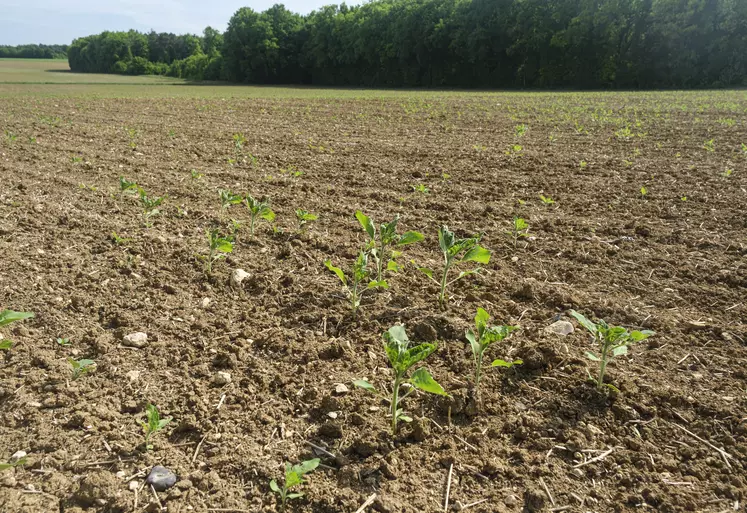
[0,89,745,513]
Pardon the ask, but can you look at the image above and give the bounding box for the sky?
[1,0,362,45]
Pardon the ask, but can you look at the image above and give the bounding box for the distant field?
[0,58,185,88]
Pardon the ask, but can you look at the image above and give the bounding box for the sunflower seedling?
[119,176,138,200]
[245,195,275,238]
[539,194,555,205]
[416,226,491,307]
[138,188,165,226]
[295,209,318,232]
[143,404,171,450]
[354,325,447,435]
[68,358,95,380]
[56,337,71,346]
[0,310,34,350]
[204,229,234,275]
[110,232,131,246]
[356,211,424,282]
[570,310,654,392]
[325,250,387,319]
[466,308,520,390]
[218,189,243,218]
[269,458,320,511]
[508,217,531,248]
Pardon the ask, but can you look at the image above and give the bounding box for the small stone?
[545,320,574,336]
[504,494,518,506]
[333,383,349,396]
[145,466,177,492]
[128,481,139,491]
[511,256,519,262]
[213,371,232,386]
[126,370,141,383]
[28,401,42,408]
[327,411,338,419]
[201,297,211,308]
[230,269,250,287]
[116,471,126,479]
[10,451,27,463]
[123,332,148,348]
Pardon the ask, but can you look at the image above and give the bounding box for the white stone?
[230,269,250,287]
[10,451,27,463]
[213,371,232,386]
[123,332,148,348]
[126,370,141,383]
[201,297,211,308]
[545,320,575,336]
[334,383,349,395]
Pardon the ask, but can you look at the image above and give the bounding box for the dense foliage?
[0,44,68,59]
[68,0,747,88]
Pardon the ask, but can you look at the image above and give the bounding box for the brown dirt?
[0,91,745,513]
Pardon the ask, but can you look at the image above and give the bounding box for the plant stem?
[439,256,451,307]
[249,214,256,239]
[475,351,483,387]
[377,241,386,282]
[597,340,610,389]
[391,374,401,435]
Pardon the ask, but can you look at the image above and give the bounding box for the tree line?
[67,0,747,89]
[0,44,68,59]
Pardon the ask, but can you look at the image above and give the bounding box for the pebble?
[126,370,141,383]
[145,466,177,492]
[115,471,126,479]
[10,451,27,463]
[213,371,232,386]
[123,332,148,348]
[128,481,139,491]
[504,494,518,506]
[334,383,349,396]
[230,269,250,287]
[201,297,211,308]
[545,320,574,336]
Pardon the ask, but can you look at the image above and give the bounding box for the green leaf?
[368,280,389,289]
[386,260,401,272]
[355,211,375,239]
[630,330,655,341]
[0,463,12,471]
[287,492,304,499]
[295,458,320,475]
[411,367,448,396]
[474,308,490,332]
[261,209,276,222]
[398,415,413,423]
[269,480,280,493]
[570,310,598,335]
[612,345,628,357]
[404,343,437,369]
[491,358,523,368]
[0,340,12,350]
[417,267,434,279]
[216,241,233,253]
[585,351,601,362]
[398,231,424,245]
[462,246,491,264]
[353,379,376,392]
[158,418,172,429]
[465,330,480,356]
[438,226,454,254]
[324,260,346,286]
[0,310,34,327]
